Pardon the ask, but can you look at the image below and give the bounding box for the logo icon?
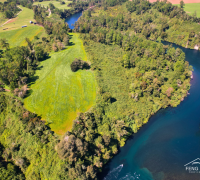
[184,158,200,173]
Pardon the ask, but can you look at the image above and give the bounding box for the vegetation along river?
[65,13,200,180]
[100,42,200,180]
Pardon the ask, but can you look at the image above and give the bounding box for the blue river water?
[65,13,200,180]
[100,43,200,180]
[65,11,82,29]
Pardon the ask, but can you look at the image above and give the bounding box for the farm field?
[24,33,97,135]
[149,0,200,3]
[175,3,200,17]
[33,0,71,10]
[0,26,45,47]
[0,5,35,32]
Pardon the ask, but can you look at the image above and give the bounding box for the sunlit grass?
[0,26,45,47]
[33,0,71,10]
[24,33,97,135]
[0,5,36,32]
[175,3,200,17]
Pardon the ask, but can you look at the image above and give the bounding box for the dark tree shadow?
[110,97,117,103]
[38,54,51,62]
[36,66,43,70]
[69,41,75,46]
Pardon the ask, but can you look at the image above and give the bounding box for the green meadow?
[24,33,97,135]
[0,5,35,32]
[0,26,44,47]
[175,3,200,17]
[33,0,71,10]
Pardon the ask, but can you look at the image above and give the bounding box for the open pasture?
[33,0,71,10]
[175,3,200,17]
[24,34,97,135]
[0,26,44,47]
[0,5,35,32]
[149,0,200,3]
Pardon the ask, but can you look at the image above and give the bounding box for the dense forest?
[0,0,197,179]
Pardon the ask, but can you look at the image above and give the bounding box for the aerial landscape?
[1,0,200,179]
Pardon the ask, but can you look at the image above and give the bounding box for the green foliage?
[70,58,90,72]
[0,1,195,179]
[0,93,69,179]
[0,40,47,89]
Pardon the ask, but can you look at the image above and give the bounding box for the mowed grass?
[175,3,200,17]
[33,0,71,10]
[24,33,97,135]
[0,5,35,32]
[0,26,44,47]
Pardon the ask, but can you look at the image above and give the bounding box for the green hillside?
[24,33,97,135]
[33,0,71,10]
[0,26,45,47]
[0,5,35,32]
[175,3,200,17]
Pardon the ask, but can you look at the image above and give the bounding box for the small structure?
[22,25,27,28]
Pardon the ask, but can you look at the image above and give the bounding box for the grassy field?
[24,33,97,135]
[33,0,71,10]
[0,26,45,47]
[175,3,200,17]
[0,5,35,32]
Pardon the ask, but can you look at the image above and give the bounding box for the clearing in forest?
[149,0,200,4]
[24,33,97,135]
[0,5,46,47]
[175,3,200,17]
[0,26,45,47]
[0,5,36,32]
[33,0,71,10]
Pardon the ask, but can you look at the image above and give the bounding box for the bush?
[70,58,90,72]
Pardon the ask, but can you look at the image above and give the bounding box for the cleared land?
[33,0,71,10]
[174,3,200,17]
[24,33,97,135]
[0,26,45,47]
[149,0,200,3]
[0,5,35,32]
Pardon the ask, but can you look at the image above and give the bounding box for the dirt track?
[149,0,200,4]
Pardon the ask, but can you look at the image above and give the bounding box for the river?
[65,13,200,180]
[65,11,82,29]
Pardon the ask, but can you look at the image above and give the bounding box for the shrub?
[70,58,90,72]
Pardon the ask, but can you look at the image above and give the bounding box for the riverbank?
[100,41,199,180]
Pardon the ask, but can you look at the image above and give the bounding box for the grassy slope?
[24,33,97,135]
[0,5,35,32]
[33,0,71,10]
[0,5,46,47]
[175,3,200,17]
[0,26,44,47]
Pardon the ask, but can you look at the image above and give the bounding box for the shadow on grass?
[69,41,75,46]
